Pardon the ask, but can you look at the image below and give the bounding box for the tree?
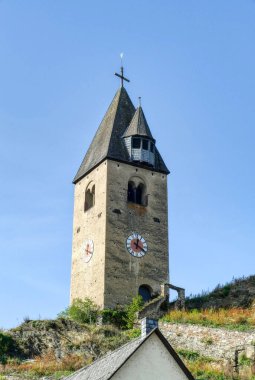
[59,298,99,324]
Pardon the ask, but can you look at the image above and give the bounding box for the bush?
[124,295,144,329]
[101,308,127,329]
[102,296,144,330]
[59,298,99,324]
[0,332,18,365]
[59,296,144,329]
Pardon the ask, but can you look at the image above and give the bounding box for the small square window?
[132,138,141,149]
[142,140,149,150]
[150,143,154,153]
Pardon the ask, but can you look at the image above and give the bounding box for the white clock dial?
[126,233,148,258]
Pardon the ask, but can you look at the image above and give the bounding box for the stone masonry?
[70,160,107,308]
[159,322,255,363]
[104,159,169,308]
[70,158,169,309]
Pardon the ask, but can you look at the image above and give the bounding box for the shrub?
[23,315,31,323]
[101,308,127,329]
[0,332,19,365]
[124,295,144,329]
[59,298,99,324]
[102,297,144,330]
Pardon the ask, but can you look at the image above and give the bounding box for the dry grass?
[187,360,254,380]
[178,349,255,380]
[1,347,255,380]
[161,308,255,330]
[0,351,92,379]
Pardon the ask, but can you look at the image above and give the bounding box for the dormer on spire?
[123,106,156,167]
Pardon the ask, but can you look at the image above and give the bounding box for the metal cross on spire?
[114,53,130,87]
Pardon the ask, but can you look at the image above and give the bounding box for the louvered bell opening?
[124,137,155,166]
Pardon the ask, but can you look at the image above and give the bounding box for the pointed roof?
[63,328,195,380]
[122,106,154,140]
[73,87,135,183]
[73,87,169,183]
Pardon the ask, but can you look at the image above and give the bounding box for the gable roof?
[63,328,195,380]
[122,106,154,140]
[73,87,170,184]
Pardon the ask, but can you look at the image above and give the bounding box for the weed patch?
[161,308,255,331]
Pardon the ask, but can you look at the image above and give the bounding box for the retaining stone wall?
[159,322,255,363]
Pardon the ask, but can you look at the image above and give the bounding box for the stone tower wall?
[104,160,169,308]
[70,161,107,307]
[70,159,169,309]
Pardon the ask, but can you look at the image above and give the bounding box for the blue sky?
[0,1,255,328]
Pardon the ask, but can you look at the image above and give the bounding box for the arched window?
[139,285,152,302]
[85,183,95,212]
[136,183,144,205]
[127,177,147,206]
[127,181,136,203]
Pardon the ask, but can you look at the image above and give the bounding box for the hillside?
[185,275,255,310]
[2,276,255,380]
[5,318,133,359]
[0,318,136,379]
[2,317,255,380]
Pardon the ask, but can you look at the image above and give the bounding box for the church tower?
[70,69,170,308]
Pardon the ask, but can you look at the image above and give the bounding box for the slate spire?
[73,87,135,183]
[73,86,169,184]
[122,106,155,141]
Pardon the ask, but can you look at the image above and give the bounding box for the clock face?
[126,233,148,258]
[82,239,94,263]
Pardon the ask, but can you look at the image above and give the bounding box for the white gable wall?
[112,333,190,380]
